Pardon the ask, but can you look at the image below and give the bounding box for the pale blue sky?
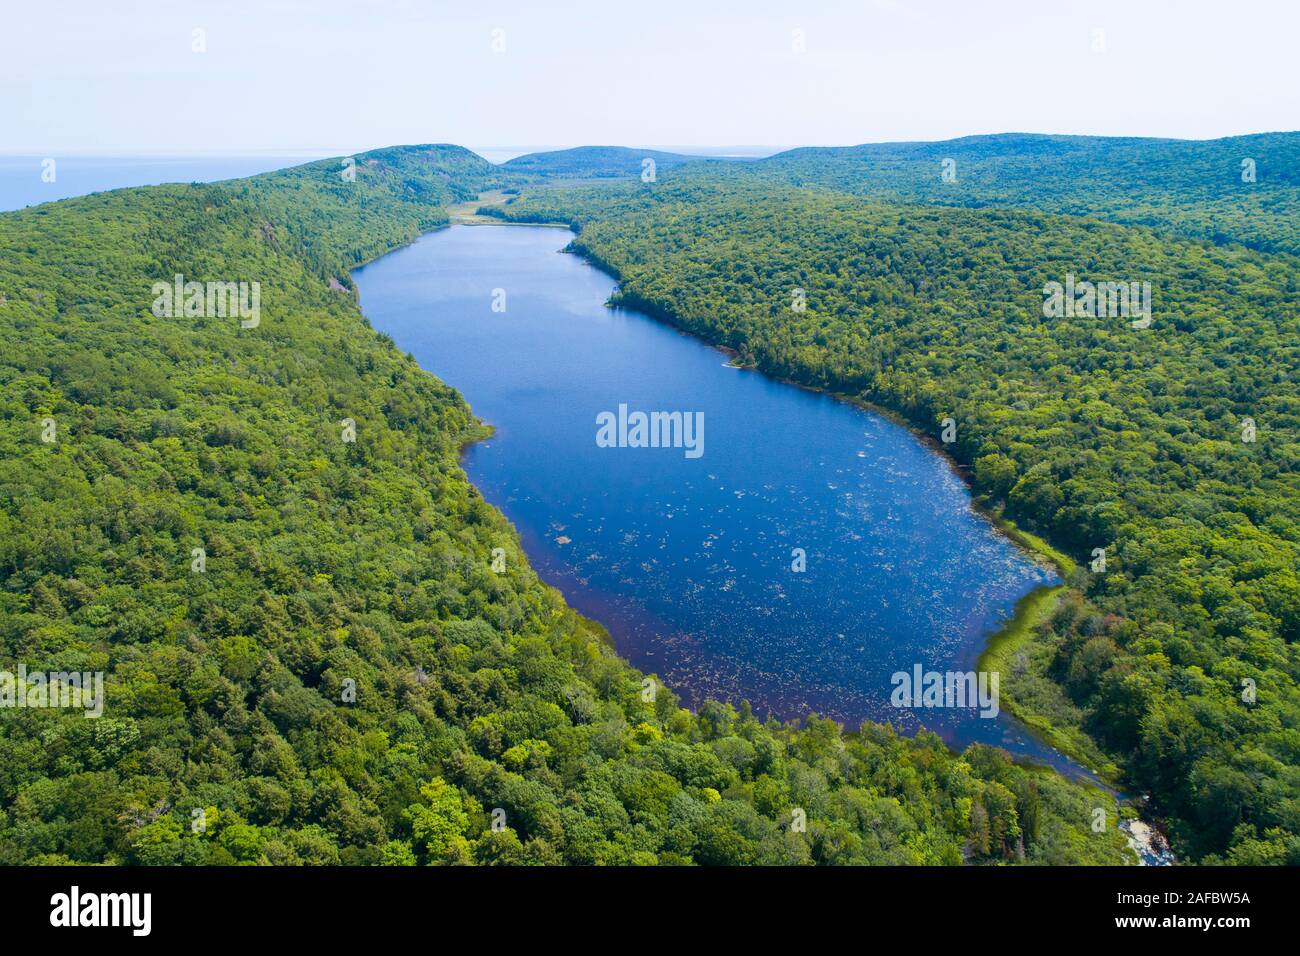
[3,0,1295,156]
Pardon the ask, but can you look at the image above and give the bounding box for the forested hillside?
[492,175,1300,863]
[0,147,1130,865]
[503,146,713,180]
[708,132,1300,256]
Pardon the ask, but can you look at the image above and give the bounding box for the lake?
[354,223,1091,778]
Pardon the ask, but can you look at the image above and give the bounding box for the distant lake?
[355,224,1093,779]
[0,155,316,212]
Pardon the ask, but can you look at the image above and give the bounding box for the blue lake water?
[354,223,1093,779]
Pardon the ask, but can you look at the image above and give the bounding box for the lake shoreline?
[352,217,1167,860]
[537,225,1124,783]
[354,217,1115,784]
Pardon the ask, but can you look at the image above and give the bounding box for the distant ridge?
[503,145,720,178]
[763,130,1300,163]
[741,130,1300,255]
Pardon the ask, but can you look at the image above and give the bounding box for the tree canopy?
[0,145,1133,865]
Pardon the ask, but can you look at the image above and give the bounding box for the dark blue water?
[0,155,316,213]
[355,224,1090,777]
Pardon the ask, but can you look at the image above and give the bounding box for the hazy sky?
[4,0,1296,156]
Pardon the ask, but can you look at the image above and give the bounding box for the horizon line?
[2,128,1297,161]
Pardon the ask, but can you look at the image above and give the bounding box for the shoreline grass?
[977,583,1122,785]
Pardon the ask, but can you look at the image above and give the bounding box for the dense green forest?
[0,146,1133,865]
[490,158,1300,863]
[722,132,1300,256]
[502,146,717,180]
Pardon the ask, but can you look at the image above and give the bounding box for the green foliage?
[502,146,717,180]
[495,169,1300,863]
[0,147,1130,865]
[724,132,1300,255]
